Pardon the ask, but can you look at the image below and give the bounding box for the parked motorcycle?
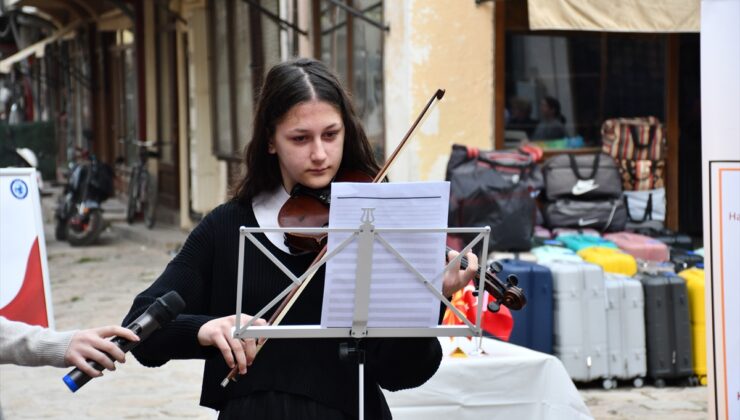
[54,147,114,246]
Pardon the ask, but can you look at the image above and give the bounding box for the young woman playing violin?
[122,57,478,420]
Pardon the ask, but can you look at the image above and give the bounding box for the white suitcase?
[605,274,647,388]
[542,261,609,384]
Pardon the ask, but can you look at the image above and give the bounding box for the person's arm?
[0,316,74,367]
[122,209,220,367]
[0,317,138,375]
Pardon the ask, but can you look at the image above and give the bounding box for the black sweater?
[122,201,442,418]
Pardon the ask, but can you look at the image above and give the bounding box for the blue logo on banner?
[10,179,29,199]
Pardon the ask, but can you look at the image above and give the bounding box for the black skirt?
[217,390,352,420]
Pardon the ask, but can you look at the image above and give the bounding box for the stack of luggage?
[443,137,704,390]
[601,117,667,230]
[542,153,626,232]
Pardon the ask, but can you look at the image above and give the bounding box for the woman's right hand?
[197,314,266,375]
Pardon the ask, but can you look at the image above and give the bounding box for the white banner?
[0,168,54,328]
[709,162,740,420]
[702,1,740,418]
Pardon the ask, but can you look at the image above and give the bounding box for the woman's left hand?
[442,250,478,298]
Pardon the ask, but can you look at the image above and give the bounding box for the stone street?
[0,193,708,419]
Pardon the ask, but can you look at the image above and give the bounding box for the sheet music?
[321,181,449,328]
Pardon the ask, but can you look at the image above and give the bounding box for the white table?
[384,338,593,420]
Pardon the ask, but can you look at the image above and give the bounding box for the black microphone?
[62,291,186,392]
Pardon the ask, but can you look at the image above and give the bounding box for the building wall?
[384,1,495,182]
[186,4,227,214]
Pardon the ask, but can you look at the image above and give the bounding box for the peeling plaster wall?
[384,1,494,182]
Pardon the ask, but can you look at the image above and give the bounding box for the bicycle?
[125,139,159,229]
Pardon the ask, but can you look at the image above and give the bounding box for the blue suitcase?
[496,259,554,354]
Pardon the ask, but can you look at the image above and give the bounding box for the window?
[504,32,667,150]
[208,0,282,160]
[316,0,385,160]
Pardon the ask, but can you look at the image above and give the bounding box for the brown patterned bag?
[601,117,665,161]
[618,159,665,191]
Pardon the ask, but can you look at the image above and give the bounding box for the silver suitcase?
[543,261,609,384]
[605,274,647,388]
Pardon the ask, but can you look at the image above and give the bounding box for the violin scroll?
[457,251,527,312]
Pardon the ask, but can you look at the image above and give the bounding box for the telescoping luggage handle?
[623,193,655,223]
[567,153,602,181]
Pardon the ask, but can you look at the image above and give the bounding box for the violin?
[220,89,526,386]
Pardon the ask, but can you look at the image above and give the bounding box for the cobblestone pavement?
[0,193,709,419]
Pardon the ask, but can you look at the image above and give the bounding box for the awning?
[528,0,700,33]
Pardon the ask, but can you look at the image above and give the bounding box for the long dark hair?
[231,58,380,203]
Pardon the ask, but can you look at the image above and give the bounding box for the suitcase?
[532,245,584,264]
[604,232,670,262]
[636,273,695,386]
[541,261,609,384]
[488,251,537,264]
[534,225,552,239]
[670,248,704,272]
[496,259,554,354]
[557,234,617,252]
[604,274,647,387]
[678,267,707,385]
[629,227,693,250]
[578,246,638,276]
[638,260,676,275]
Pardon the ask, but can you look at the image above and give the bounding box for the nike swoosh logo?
[578,218,599,226]
[572,180,600,196]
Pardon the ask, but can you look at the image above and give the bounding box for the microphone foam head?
[150,291,186,326]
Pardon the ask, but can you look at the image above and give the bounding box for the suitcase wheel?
[699,376,707,386]
[632,377,645,388]
[654,378,666,388]
[687,376,700,387]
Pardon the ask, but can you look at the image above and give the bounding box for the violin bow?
[221,89,445,387]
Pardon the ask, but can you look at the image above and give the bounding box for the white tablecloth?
[384,338,593,420]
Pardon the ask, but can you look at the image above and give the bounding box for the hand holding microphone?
[63,291,186,392]
[64,325,140,378]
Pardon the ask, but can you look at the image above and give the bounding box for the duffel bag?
[448,154,537,252]
[618,159,665,191]
[624,188,665,230]
[544,198,627,232]
[543,153,622,200]
[446,144,544,190]
[601,116,665,161]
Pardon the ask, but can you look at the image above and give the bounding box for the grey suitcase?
[543,261,609,384]
[605,274,647,388]
[637,272,695,387]
[543,153,623,201]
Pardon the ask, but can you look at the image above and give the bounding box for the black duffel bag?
[542,153,622,201]
[543,198,627,232]
[447,145,542,252]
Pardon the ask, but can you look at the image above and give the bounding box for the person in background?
[532,96,568,141]
[506,96,538,138]
[122,57,477,420]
